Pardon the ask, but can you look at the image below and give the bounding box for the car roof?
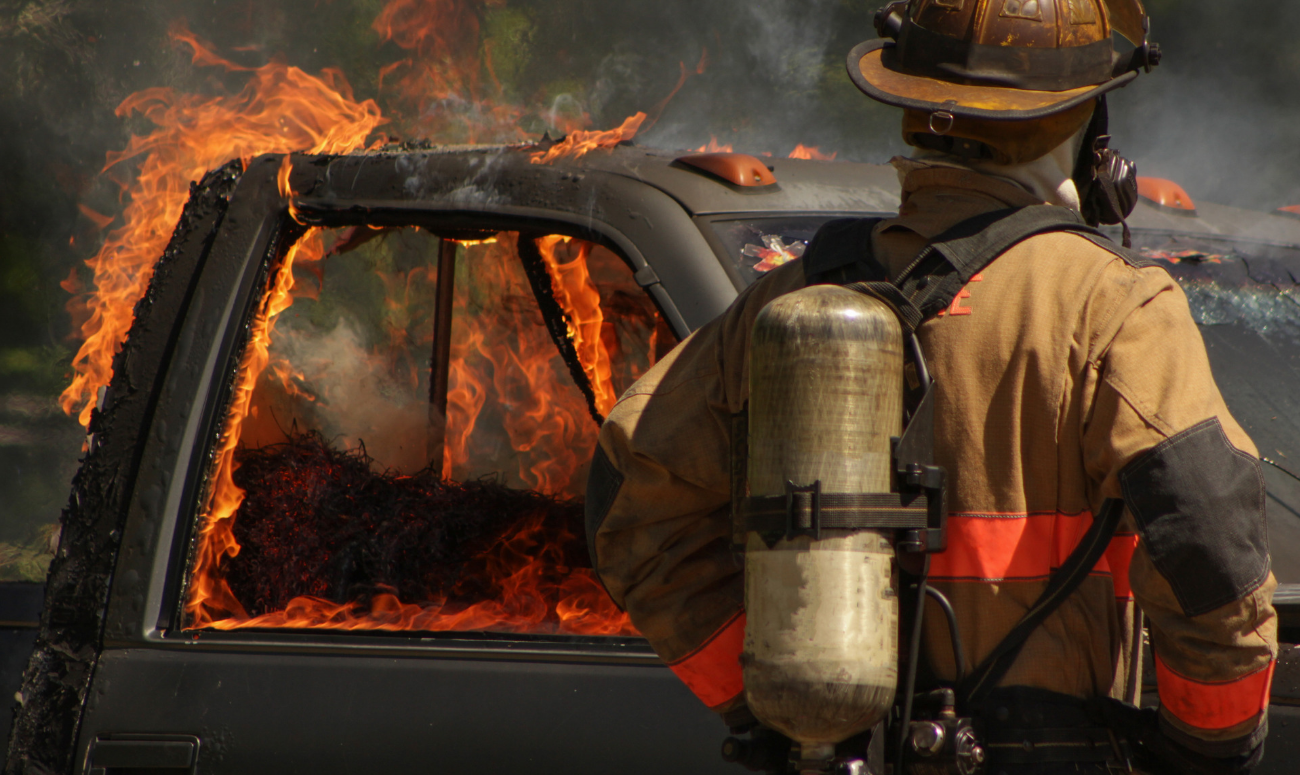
[578,146,901,216]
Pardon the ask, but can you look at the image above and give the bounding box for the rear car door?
[11,151,750,775]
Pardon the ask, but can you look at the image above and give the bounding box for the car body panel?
[79,648,728,775]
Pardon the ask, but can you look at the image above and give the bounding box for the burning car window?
[183,226,673,638]
[710,216,845,285]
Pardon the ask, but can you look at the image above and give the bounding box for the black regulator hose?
[896,554,930,774]
[924,586,965,685]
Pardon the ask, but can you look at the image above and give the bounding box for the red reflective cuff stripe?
[1155,652,1274,731]
[667,610,746,709]
[930,511,1102,582]
[1106,533,1139,600]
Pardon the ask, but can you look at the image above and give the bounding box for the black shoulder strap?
[802,217,888,287]
[1071,231,1161,269]
[802,205,1115,332]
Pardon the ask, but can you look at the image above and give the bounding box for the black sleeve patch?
[584,445,624,569]
[1119,418,1269,617]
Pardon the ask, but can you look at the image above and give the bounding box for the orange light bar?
[1137,177,1197,214]
[676,152,776,187]
[1276,205,1300,219]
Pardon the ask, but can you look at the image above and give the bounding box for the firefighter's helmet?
[850,0,1160,122]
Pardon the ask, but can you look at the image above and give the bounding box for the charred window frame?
[152,153,687,656]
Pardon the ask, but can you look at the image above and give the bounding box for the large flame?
[537,235,617,417]
[60,26,381,428]
[186,230,325,624]
[64,0,825,640]
[186,230,641,635]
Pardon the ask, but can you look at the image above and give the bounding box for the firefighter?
[585,1,1276,772]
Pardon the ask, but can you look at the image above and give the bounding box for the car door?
[4,151,755,775]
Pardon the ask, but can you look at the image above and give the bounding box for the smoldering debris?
[223,430,589,619]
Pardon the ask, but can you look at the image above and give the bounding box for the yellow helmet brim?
[849,40,1138,122]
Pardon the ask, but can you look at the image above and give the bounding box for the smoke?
[2,0,1299,543]
[258,315,432,476]
[1108,0,1300,210]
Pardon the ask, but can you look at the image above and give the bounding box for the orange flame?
[789,143,837,161]
[59,26,381,428]
[530,112,647,165]
[693,136,734,153]
[68,2,692,639]
[186,230,325,625]
[537,235,617,417]
[186,230,639,636]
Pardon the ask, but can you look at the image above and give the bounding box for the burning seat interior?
[182,221,674,641]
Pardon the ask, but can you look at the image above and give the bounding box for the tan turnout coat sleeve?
[591,165,1277,747]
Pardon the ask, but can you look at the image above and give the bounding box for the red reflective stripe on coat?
[1106,533,1139,600]
[929,511,1130,591]
[667,610,746,709]
[930,511,1103,582]
[1155,653,1274,731]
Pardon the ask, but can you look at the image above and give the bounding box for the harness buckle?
[784,479,822,541]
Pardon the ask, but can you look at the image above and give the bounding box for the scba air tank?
[743,285,902,764]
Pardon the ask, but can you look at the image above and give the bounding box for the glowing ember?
[59,25,381,428]
[789,144,837,161]
[214,430,633,635]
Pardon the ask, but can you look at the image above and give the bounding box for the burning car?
[6,144,1300,775]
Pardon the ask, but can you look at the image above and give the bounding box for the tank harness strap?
[892,205,1104,321]
[729,407,750,551]
[742,486,929,546]
[803,205,1110,334]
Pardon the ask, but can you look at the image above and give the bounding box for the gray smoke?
[1,0,1299,546]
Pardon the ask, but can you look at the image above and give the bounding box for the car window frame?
[101,155,703,664]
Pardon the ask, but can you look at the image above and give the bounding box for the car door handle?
[86,735,198,774]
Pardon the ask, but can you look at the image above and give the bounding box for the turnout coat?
[585,162,1277,754]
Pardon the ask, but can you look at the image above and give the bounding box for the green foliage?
[483,6,535,100]
[0,525,58,583]
[0,346,71,394]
